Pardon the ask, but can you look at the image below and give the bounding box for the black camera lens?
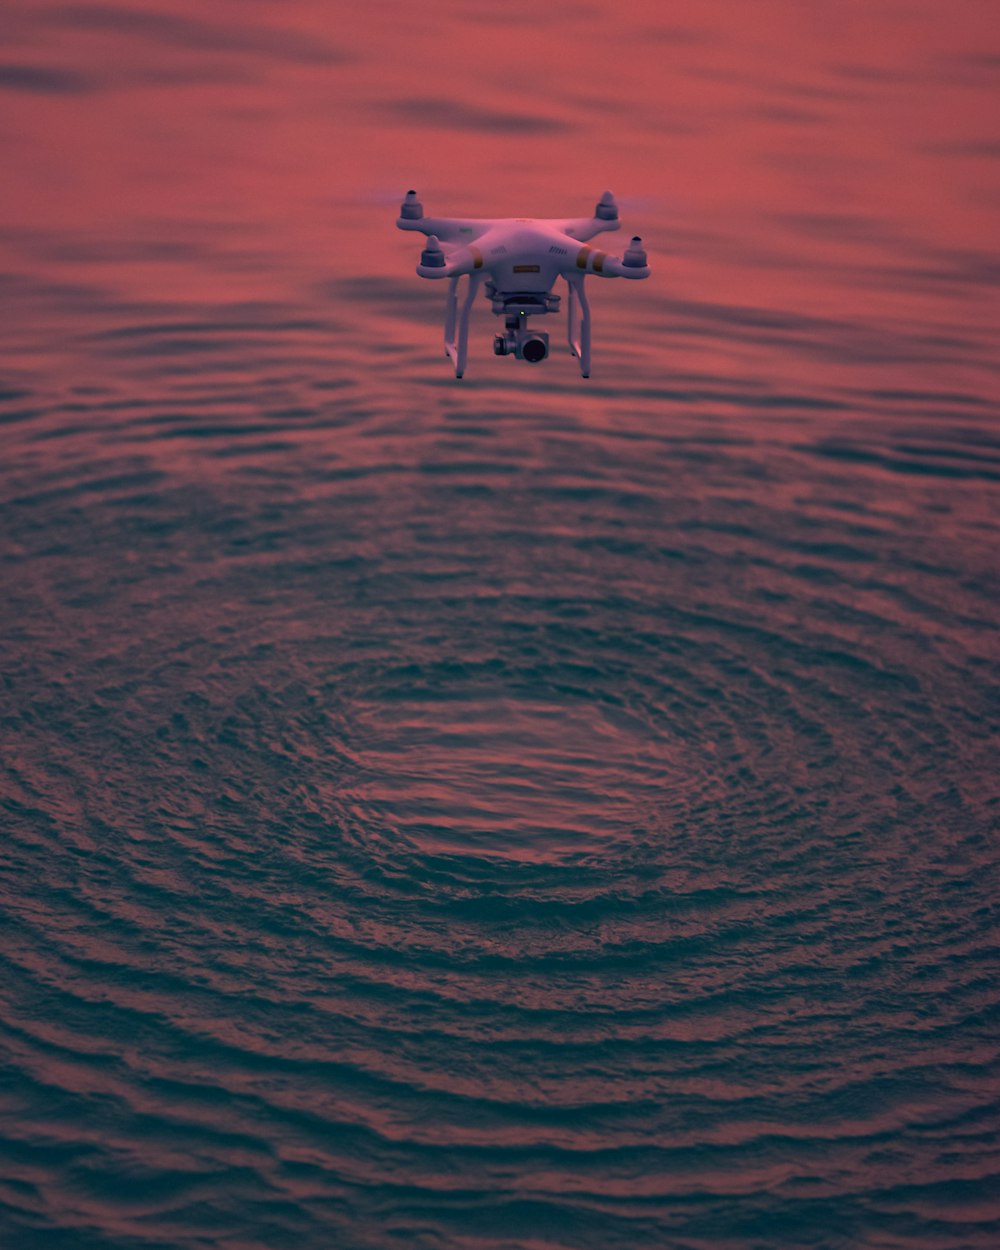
[522,337,547,363]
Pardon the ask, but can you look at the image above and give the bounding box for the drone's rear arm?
[396,191,491,244]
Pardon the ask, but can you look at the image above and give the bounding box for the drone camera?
[521,335,548,363]
[494,328,549,363]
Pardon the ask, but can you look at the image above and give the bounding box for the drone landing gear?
[444,271,484,378]
[442,273,591,378]
[565,272,591,378]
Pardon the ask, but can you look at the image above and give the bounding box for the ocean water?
[2,2,999,1248]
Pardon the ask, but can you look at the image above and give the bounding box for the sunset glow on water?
[2,3,999,1248]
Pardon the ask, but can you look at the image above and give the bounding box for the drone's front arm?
[557,235,650,280]
[413,236,489,280]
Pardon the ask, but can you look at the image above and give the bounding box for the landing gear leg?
[565,272,591,378]
[445,272,484,378]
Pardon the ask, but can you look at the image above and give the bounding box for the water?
[2,2,999,1248]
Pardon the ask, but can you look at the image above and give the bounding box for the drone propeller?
[357,186,415,207]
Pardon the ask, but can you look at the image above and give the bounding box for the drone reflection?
[1,2,998,1249]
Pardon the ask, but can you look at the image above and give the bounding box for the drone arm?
[555,191,623,243]
[557,216,621,243]
[589,255,650,279]
[415,236,488,280]
[558,236,650,280]
[397,192,491,243]
[398,215,491,242]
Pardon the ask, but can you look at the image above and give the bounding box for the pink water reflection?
[2,0,997,394]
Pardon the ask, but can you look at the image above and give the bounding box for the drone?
[397,190,650,378]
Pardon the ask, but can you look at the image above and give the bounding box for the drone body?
[397,191,650,378]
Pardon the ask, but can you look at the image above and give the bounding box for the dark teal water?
[2,3,999,1248]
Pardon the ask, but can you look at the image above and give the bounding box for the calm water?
[2,3,999,1248]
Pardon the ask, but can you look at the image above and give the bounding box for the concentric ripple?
[3,364,998,1249]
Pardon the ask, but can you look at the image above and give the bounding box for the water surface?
[2,3,999,1248]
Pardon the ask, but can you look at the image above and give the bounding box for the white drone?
[397,190,650,378]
